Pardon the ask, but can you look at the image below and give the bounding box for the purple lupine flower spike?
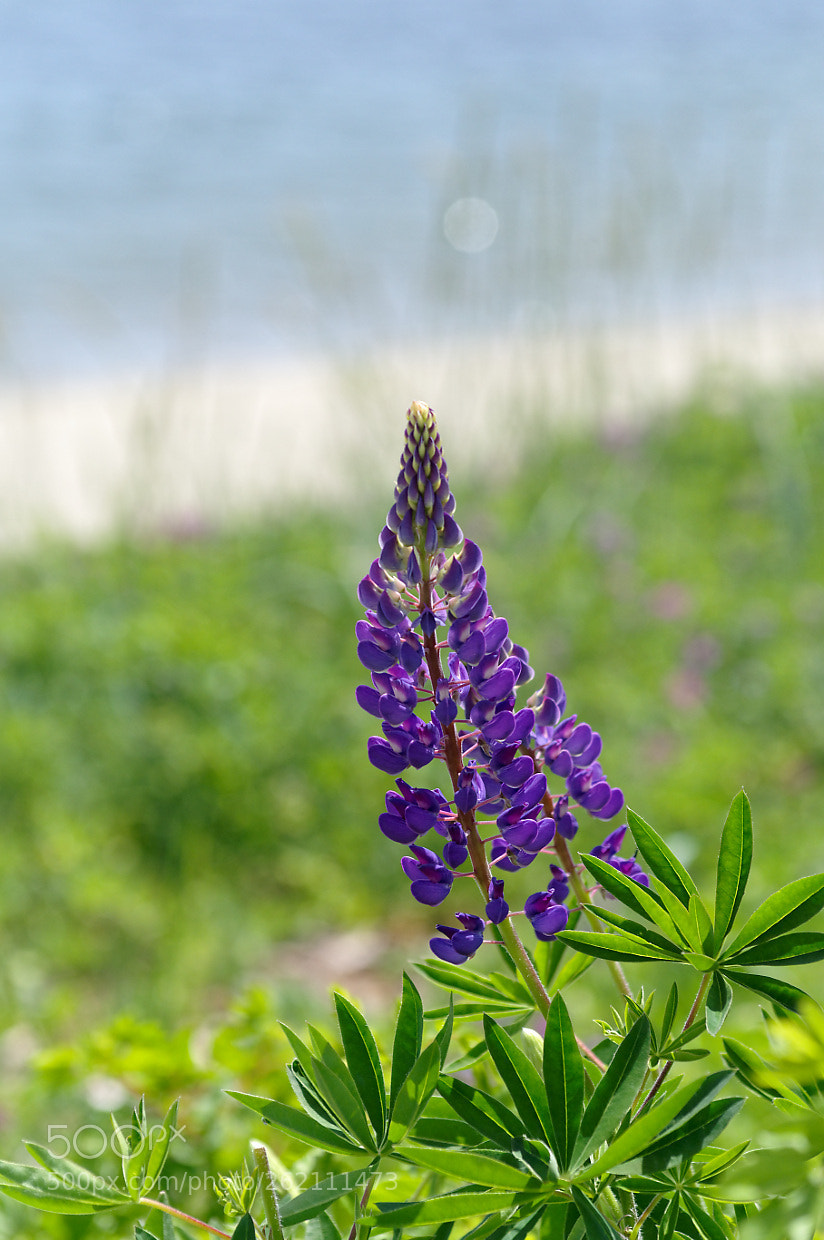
[357,402,630,958]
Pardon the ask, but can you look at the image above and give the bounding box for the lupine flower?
[430,914,486,963]
[524,890,570,941]
[591,825,650,887]
[357,402,627,949]
[485,877,509,924]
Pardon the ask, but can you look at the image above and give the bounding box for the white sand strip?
[0,306,823,548]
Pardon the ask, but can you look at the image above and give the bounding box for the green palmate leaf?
[437,1076,527,1145]
[573,1014,651,1167]
[143,1099,180,1196]
[411,1116,484,1147]
[689,894,715,953]
[548,950,594,994]
[636,1097,745,1172]
[280,1023,317,1080]
[726,930,824,967]
[720,1039,782,1100]
[654,882,703,950]
[487,973,533,1004]
[683,1196,734,1240]
[390,973,423,1116]
[587,905,684,956]
[230,1215,257,1240]
[543,994,584,1170]
[425,1002,531,1021]
[660,983,680,1045]
[695,1141,750,1182]
[569,1186,624,1240]
[279,1168,374,1226]
[304,1213,343,1240]
[226,1092,360,1155]
[724,968,813,1012]
[466,1209,545,1240]
[583,855,681,942]
[21,1144,130,1207]
[724,873,824,955]
[394,1145,535,1190]
[659,1071,734,1130]
[388,1039,442,1142]
[627,808,699,907]
[285,1062,351,1136]
[706,973,734,1036]
[0,1156,127,1214]
[660,1194,682,1240]
[311,1054,377,1151]
[713,791,753,951]
[334,993,386,1140]
[483,1017,552,1145]
[371,1191,518,1230]
[557,929,681,963]
[434,1000,454,1068]
[416,961,513,1002]
[577,1079,705,1180]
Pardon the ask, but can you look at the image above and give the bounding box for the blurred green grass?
[0,378,822,1035]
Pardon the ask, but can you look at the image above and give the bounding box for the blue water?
[2,0,824,377]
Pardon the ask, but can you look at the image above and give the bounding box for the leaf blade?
[713,791,753,951]
[543,993,584,1170]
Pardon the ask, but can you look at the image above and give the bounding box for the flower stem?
[347,1173,376,1240]
[139,1199,231,1239]
[252,1145,286,1240]
[638,972,711,1114]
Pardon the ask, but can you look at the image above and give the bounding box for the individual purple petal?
[591,824,627,862]
[486,877,509,924]
[497,755,534,788]
[530,904,569,941]
[478,666,517,703]
[482,710,514,742]
[410,880,452,905]
[356,685,382,716]
[367,737,409,774]
[500,818,540,848]
[378,812,418,844]
[399,635,424,673]
[440,556,465,595]
[490,837,521,872]
[509,708,535,745]
[459,539,483,575]
[376,593,407,628]
[357,576,383,610]
[483,616,509,653]
[379,694,414,725]
[510,771,547,809]
[456,629,486,666]
[590,787,625,820]
[357,640,397,673]
[430,937,468,964]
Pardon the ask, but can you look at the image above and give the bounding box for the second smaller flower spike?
[383,402,463,557]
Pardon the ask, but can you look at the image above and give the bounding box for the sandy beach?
[1,305,823,549]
